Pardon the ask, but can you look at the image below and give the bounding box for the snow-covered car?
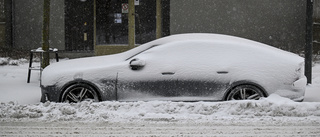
[40,33,307,103]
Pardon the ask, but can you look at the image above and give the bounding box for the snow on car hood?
[41,54,124,86]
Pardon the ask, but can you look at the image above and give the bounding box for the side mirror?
[130,58,145,70]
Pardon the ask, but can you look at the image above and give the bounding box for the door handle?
[217,71,228,74]
[162,72,175,75]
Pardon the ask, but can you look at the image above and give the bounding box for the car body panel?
[41,33,306,102]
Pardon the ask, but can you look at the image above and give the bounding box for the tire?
[61,83,99,103]
[226,85,264,101]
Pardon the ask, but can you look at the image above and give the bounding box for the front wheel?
[61,83,99,103]
[226,85,265,101]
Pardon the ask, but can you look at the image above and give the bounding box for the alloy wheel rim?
[64,87,97,103]
[229,87,262,100]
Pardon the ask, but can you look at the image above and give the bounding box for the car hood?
[41,53,125,86]
[50,54,123,70]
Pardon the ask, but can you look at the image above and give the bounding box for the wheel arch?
[59,79,102,102]
[223,81,268,101]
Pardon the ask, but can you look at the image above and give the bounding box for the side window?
[129,44,182,71]
[133,44,180,61]
[129,41,218,69]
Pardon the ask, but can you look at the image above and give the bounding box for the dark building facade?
[1,0,318,58]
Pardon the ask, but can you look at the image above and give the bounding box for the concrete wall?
[14,0,64,50]
[170,0,306,53]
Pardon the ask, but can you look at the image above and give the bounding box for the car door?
[117,41,228,101]
[117,45,179,101]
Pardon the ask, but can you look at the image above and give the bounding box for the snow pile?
[1,94,319,123]
[0,57,28,66]
[0,57,9,65]
[304,64,320,102]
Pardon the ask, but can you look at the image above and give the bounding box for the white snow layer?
[42,34,304,89]
[40,34,306,101]
[1,94,320,123]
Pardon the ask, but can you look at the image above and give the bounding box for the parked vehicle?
[41,33,306,103]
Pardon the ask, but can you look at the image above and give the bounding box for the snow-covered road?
[1,121,320,136]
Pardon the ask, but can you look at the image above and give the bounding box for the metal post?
[27,52,33,83]
[305,0,313,84]
[42,0,51,68]
[156,0,162,39]
[93,0,96,52]
[128,0,135,49]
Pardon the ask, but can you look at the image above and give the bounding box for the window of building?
[96,0,129,45]
[96,0,157,45]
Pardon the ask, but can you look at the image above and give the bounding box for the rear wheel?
[226,85,264,101]
[61,83,99,103]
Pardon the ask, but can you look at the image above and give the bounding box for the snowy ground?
[0,58,320,136]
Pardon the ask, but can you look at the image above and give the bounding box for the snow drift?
[1,94,319,123]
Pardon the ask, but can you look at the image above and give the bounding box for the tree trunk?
[42,0,50,68]
[305,0,313,84]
